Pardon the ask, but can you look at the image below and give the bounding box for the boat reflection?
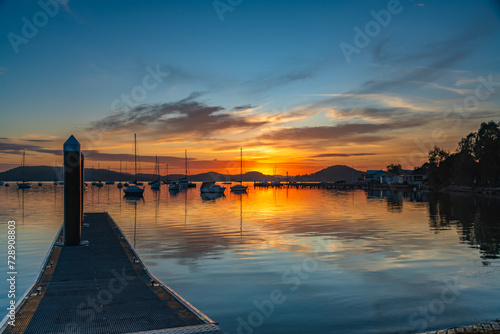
[200,192,225,201]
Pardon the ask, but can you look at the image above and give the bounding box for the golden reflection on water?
[1,183,500,334]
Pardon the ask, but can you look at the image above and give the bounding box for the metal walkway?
[1,212,222,334]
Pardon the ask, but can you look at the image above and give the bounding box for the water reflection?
[200,192,225,201]
[427,192,500,260]
[1,184,500,334]
[17,188,26,224]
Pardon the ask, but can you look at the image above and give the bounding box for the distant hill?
[0,166,279,182]
[0,166,64,181]
[0,164,362,182]
[300,165,363,182]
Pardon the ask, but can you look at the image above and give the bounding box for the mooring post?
[63,135,81,246]
[81,152,84,226]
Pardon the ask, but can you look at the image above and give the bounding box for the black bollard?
[63,135,81,246]
[81,152,84,226]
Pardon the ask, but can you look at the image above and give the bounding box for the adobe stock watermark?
[231,239,331,334]
[339,0,403,64]
[73,63,168,164]
[63,267,135,333]
[399,74,500,168]
[408,278,462,332]
[7,0,71,54]
[213,0,243,22]
[110,64,169,112]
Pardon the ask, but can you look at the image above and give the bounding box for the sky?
[1,0,500,176]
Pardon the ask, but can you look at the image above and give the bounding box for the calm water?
[1,184,499,333]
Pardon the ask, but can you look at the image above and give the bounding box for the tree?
[386,163,403,175]
[474,121,500,185]
[428,146,449,166]
[425,121,500,187]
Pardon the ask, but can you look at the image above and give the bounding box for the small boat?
[151,156,161,190]
[178,177,196,188]
[179,150,196,188]
[123,134,144,197]
[17,151,31,189]
[0,181,4,186]
[53,181,58,185]
[38,182,43,186]
[124,182,129,187]
[124,185,145,196]
[18,182,31,189]
[230,148,247,193]
[200,181,225,193]
[4,183,10,187]
[230,184,247,192]
[164,164,171,185]
[169,182,180,192]
[117,161,124,188]
[105,166,114,184]
[96,181,103,187]
[59,181,64,185]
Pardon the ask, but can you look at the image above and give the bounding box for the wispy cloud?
[258,118,428,145]
[312,153,377,158]
[232,104,255,111]
[88,92,269,139]
[0,141,60,155]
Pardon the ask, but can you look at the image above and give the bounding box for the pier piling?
[80,151,84,225]
[63,135,81,246]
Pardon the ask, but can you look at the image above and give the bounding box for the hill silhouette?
[0,165,363,182]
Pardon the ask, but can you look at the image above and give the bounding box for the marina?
[1,182,500,333]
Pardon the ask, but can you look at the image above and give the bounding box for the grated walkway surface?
[2,212,221,334]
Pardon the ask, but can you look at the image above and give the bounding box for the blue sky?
[1,0,499,175]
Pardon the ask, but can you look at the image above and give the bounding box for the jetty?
[1,136,221,334]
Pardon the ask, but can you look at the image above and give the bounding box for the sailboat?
[163,164,170,184]
[124,163,129,187]
[151,156,161,190]
[230,148,247,193]
[105,166,114,184]
[117,161,124,188]
[123,134,145,197]
[95,163,103,187]
[179,150,196,188]
[17,151,31,189]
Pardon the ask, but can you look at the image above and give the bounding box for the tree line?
[424,121,500,187]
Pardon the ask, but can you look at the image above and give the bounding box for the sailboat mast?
[134,133,137,177]
[185,150,187,178]
[22,151,25,181]
[240,147,243,183]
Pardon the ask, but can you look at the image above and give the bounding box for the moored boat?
[230,148,247,193]
[169,182,180,192]
[17,151,31,189]
[200,181,225,193]
[123,134,144,197]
